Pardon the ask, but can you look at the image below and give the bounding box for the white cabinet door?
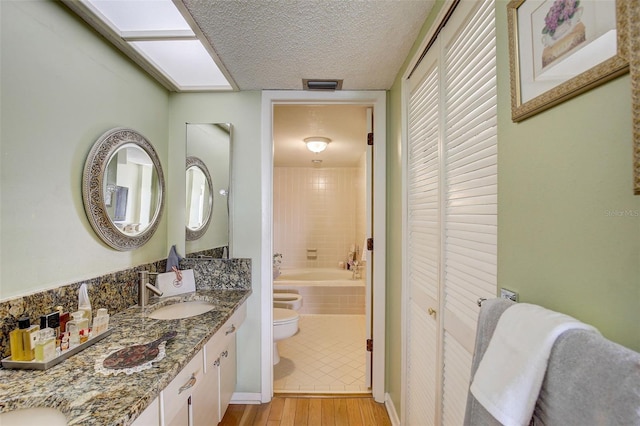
[218,337,236,421]
[131,396,160,426]
[192,347,220,426]
[162,350,204,426]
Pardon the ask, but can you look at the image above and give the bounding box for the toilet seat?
[273,293,301,302]
[273,307,299,325]
[273,293,303,310]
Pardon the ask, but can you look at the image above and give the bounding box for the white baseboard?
[231,392,263,405]
[385,392,401,426]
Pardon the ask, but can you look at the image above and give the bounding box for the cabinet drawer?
[225,302,247,336]
[205,302,246,366]
[161,349,204,425]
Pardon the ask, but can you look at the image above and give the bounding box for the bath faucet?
[138,271,163,309]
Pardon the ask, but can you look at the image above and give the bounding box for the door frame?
[260,90,386,403]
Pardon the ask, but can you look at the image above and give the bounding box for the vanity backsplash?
[181,258,251,290]
[0,257,251,360]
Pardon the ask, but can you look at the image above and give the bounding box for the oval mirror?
[185,156,213,241]
[82,128,165,250]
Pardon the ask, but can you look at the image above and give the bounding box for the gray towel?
[464,298,513,426]
[464,298,640,426]
[165,245,182,272]
[532,329,640,425]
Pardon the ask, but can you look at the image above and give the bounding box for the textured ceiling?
[180,0,435,90]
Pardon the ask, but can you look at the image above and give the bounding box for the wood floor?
[219,394,392,426]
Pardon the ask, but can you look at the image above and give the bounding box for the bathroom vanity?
[135,300,246,426]
[0,289,250,426]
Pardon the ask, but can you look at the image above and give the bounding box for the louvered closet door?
[406,42,441,426]
[405,1,496,424]
[440,1,497,424]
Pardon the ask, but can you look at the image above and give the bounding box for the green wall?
[0,0,170,299]
[495,1,639,351]
[385,0,639,418]
[168,92,263,394]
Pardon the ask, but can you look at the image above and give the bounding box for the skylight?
[84,0,193,34]
[131,40,232,89]
[64,0,234,91]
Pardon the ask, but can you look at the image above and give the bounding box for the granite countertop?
[0,289,251,425]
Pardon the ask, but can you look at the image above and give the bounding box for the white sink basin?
[0,407,67,426]
[148,301,216,320]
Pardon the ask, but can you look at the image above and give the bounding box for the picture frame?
[630,0,640,195]
[507,0,629,122]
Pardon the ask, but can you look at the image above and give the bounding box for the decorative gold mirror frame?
[82,128,165,250]
[185,156,214,241]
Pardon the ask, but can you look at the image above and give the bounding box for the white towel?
[470,303,598,426]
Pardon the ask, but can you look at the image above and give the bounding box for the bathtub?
[274,268,365,314]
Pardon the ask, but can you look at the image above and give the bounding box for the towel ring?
[477,297,487,307]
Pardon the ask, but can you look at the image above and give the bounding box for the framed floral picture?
[631,0,640,195]
[507,0,629,122]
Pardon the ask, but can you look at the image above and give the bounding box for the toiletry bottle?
[35,328,56,362]
[78,283,92,328]
[9,317,29,361]
[60,332,70,351]
[79,329,89,344]
[22,320,40,361]
[67,311,88,346]
[92,308,110,336]
[56,306,69,333]
[67,323,79,346]
[40,311,61,348]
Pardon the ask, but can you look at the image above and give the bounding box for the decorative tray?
[1,328,113,370]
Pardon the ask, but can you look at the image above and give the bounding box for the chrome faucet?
[138,271,163,309]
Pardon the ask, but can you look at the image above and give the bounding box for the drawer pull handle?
[225,324,236,335]
[179,374,197,394]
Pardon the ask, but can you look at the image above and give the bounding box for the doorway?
[272,104,369,394]
[260,90,386,403]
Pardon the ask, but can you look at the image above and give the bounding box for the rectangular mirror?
[185,123,232,258]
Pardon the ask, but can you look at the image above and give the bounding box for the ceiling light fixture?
[304,137,331,153]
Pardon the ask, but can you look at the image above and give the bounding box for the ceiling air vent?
[303,79,343,91]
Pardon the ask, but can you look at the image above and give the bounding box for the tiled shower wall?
[274,164,366,269]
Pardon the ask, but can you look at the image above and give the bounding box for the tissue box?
[156,269,196,297]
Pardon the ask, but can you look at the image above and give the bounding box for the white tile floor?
[273,314,369,393]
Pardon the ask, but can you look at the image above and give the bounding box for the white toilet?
[273,293,303,310]
[273,307,299,365]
